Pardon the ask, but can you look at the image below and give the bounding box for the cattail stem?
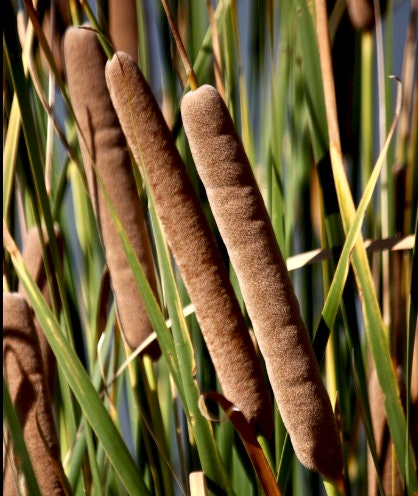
[105,51,273,437]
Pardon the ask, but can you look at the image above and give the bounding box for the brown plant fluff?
[63,26,160,358]
[39,0,71,78]
[108,0,139,63]
[181,84,343,481]
[105,51,274,438]
[411,331,418,453]
[18,224,63,398]
[367,367,403,496]
[346,0,387,31]
[3,292,66,496]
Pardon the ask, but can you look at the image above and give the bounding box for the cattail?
[39,0,71,78]
[411,333,418,453]
[181,84,343,480]
[108,0,139,63]
[63,26,160,358]
[346,0,387,31]
[105,51,273,437]
[3,292,66,496]
[367,367,403,496]
[18,224,63,397]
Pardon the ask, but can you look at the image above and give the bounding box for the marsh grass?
[3,1,417,495]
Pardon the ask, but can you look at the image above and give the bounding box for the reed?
[105,51,274,437]
[3,292,66,496]
[62,26,159,357]
[181,84,343,481]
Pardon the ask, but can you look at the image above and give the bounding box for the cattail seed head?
[63,26,159,357]
[346,0,387,31]
[367,367,403,496]
[18,224,62,397]
[105,51,274,437]
[3,292,66,495]
[108,0,138,63]
[181,84,343,480]
[411,334,418,453]
[39,0,71,78]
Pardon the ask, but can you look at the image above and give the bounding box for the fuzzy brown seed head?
[411,335,418,450]
[39,0,71,78]
[108,0,138,63]
[19,224,62,307]
[3,292,66,495]
[346,0,387,31]
[181,84,343,480]
[18,224,62,397]
[63,26,160,358]
[367,367,403,496]
[105,52,274,437]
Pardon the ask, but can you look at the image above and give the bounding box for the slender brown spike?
[105,51,274,438]
[62,26,160,358]
[3,292,67,496]
[18,224,63,398]
[108,0,138,63]
[367,367,403,496]
[411,333,418,452]
[181,84,343,480]
[346,0,376,31]
[39,0,71,78]
[346,0,388,31]
[41,13,64,77]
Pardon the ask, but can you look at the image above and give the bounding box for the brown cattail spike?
[63,26,160,358]
[346,0,387,31]
[181,84,343,480]
[18,224,63,397]
[367,367,403,496]
[411,333,418,454]
[105,51,273,437]
[108,0,138,63]
[39,0,71,77]
[3,292,67,496]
